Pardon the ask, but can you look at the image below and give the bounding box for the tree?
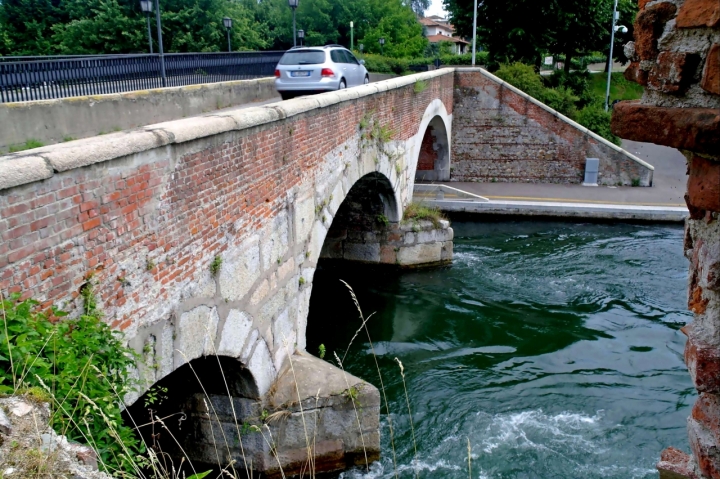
[443,0,554,70]
[406,0,430,17]
[547,0,613,72]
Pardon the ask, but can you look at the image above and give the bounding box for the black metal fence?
[0,52,285,103]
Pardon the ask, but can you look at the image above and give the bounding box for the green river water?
[306,220,694,479]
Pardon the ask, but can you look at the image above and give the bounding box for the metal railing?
[0,51,284,103]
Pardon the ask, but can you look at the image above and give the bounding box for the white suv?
[274,45,370,100]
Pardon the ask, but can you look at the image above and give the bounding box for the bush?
[356,53,409,74]
[545,70,592,108]
[494,62,547,99]
[0,292,142,475]
[577,105,621,145]
[438,51,489,66]
[540,86,579,118]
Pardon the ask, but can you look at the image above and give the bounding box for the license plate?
[291,71,311,77]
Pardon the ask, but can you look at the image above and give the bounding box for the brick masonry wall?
[612,1,720,478]
[0,71,455,407]
[452,69,654,186]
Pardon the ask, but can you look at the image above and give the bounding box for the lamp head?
[615,25,628,33]
[223,17,232,29]
[379,37,385,45]
[139,0,152,13]
[298,29,304,39]
[288,0,299,7]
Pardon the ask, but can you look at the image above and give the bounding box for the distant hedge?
[356,51,489,75]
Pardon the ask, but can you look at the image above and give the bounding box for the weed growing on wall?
[0,291,143,475]
[403,202,446,228]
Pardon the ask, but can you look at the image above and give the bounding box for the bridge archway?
[412,100,452,183]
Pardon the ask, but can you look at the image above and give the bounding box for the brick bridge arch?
[0,70,455,404]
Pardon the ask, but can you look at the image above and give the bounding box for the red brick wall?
[0,73,454,329]
[452,70,653,186]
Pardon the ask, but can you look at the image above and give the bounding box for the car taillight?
[274,69,280,77]
[321,68,335,77]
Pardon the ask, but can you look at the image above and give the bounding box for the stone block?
[219,235,261,302]
[701,44,720,96]
[648,52,700,93]
[676,0,720,28]
[397,242,442,266]
[217,309,254,358]
[611,102,720,155]
[247,338,276,395]
[657,447,699,479]
[343,242,380,263]
[634,2,678,61]
[380,244,398,264]
[688,417,720,478]
[176,305,219,365]
[260,211,290,272]
[272,307,297,371]
[294,194,316,244]
[687,156,720,214]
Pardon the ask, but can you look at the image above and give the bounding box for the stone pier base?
[321,219,453,267]
[180,352,380,478]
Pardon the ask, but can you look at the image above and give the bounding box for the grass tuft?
[9,139,44,153]
[403,203,446,227]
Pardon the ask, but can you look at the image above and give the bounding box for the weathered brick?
[688,418,720,479]
[684,327,720,393]
[676,0,720,28]
[648,52,701,93]
[634,2,678,61]
[625,61,650,86]
[701,44,720,96]
[611,102,720,156]
[686,156,720,215]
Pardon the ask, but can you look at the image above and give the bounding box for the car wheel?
[338,79,346,90]
[364,75,369,85]
[280,92,293,100]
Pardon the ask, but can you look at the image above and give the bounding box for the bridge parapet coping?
[0,69,455,192]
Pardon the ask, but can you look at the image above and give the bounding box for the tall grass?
[1,280,432,479]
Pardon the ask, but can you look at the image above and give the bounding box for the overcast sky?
[425,0,448,18]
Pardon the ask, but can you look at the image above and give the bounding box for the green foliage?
[494,62,546,99]
[577,104,621,145]
[413,79,428,94]
[438,51,489,66]
[376,214,389,227]
[539,86,579,118]
[0,293,142,474]
[403,203,445,227]
[209,256,222,276]
[589,71,644,103]
[299,276,306,286]
[9,139,44,153]
[631,178,640,187]
[318,344,326,359]
[357,53,410,74]
[187,472,212,479]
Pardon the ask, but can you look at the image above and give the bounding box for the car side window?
[344,51,360,65]
[330,50,344,63]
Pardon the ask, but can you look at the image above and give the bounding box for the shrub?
[545,70,593,108]
[494,62,546,99]
[540,86,579,118]
[403,203,446,227]
[438,51,489,66]
[577,105,621,145]
[357,53,409,74]
[0,292,142,475]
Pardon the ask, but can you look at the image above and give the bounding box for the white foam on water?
[478,409,605,455]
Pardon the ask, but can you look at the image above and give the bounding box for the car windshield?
[279,50,325,65]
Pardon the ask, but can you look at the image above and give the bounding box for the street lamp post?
[379,37,385,56]
[604,0,627,111]
[288,0,299,47]
[153,0,166,87]
[298,29,304,47]
[140,0,153,54]
[350,21,354,51]
[223,17,232,52]
[471,0,477,65]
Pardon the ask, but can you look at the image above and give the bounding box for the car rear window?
[279,50,326,65]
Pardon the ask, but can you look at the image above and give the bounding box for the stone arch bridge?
[0,68,653,476]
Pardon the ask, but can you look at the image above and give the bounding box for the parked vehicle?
[274,45,369,100]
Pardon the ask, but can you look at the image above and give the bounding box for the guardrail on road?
[0,51,284,103]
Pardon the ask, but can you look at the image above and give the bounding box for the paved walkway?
[439,140,686,207]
